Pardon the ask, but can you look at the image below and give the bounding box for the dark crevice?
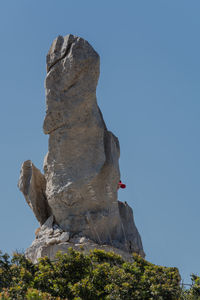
[47,41,73,72]
[67,82,76,91]
[46,122,67,134]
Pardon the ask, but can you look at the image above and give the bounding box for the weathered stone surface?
[19,34,145,261]
[43,34,124,249]
[118,201,144,257]
[26,218,134,264]
[59,232,70,242]
[26,216,67,263]
[18,160,51,225]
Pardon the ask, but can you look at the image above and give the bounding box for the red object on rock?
[118,180,126,189]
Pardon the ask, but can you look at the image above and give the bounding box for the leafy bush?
[0,248,183,299]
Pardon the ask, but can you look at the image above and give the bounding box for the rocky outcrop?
[118,201,144,254]
[18,160,51,225]
[19,34,145,261]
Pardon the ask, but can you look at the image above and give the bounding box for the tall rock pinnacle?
[18,34,144,262]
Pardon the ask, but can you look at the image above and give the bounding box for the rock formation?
[18,34,145,262]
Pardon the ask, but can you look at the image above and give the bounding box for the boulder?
[18,160,51,225]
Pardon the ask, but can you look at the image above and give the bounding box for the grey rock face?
[43,34,123,247]
[18,160,51,225]
[26,215,134,263]
[118,201,144,257]
[19,34,144,261]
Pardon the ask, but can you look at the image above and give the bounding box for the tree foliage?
[0,248,195,299]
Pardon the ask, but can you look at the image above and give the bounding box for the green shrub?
[0,248,183,299]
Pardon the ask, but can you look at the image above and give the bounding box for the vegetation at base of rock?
[0,248,197,300]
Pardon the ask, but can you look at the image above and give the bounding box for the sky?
[0,0,200,284]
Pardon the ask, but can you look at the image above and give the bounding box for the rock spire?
[18,34,144,262]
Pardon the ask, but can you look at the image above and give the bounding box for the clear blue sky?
[0,0,200,284]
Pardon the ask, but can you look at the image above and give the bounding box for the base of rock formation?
[26,215,145,263]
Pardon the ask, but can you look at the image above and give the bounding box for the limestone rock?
[29,241,135,264]
[18,160,51,225]
[26,229,133,264]
[59,232,70,242]
[19,34,145,261]
[26,217,69,263]
[118,201,145,257]
[43,34,124,249]
[41,215,54,230]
